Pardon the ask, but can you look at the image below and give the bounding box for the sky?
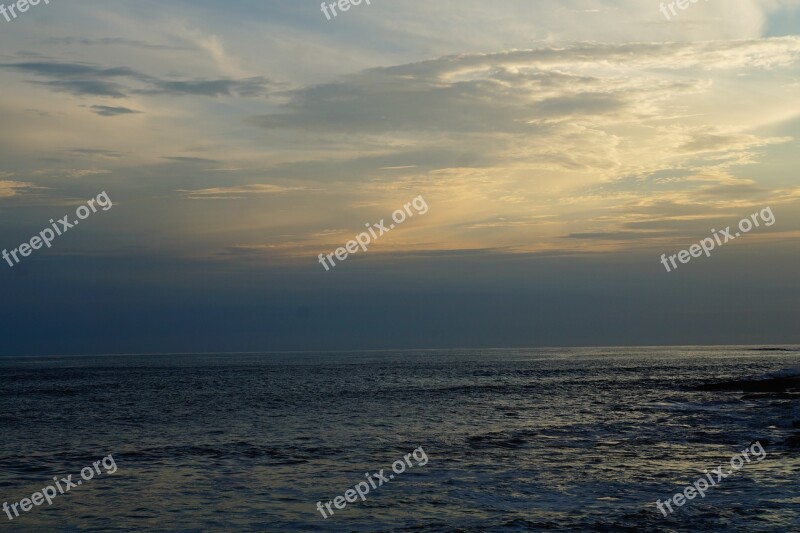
[1,0,799,355]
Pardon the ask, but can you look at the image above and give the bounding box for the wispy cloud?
[0,180,37,198]
[63,149,125,159]
[179,184,307,200]
[0,61,276,98]
[89,105,142,117]
[46,37,193,51]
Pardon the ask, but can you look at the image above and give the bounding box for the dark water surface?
[1,347,798,532]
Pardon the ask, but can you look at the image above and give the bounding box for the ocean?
[1,347,798,532]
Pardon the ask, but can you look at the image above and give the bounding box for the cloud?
[64,169,111,178]
[2,62,139,78]
[0,180,36,198]
[35,80,130,98]
[63,148,125,159]
[240,37,800,255]
[141,76,272,97]
[89,105,142,117]
[163,156,219,164]
[0,61,275,99]
[564,231,670,240]
[46,37,193,51]
[251,38,800,136]
[464,215,556,230]
[179,184,306,200]
[3,31,799,260]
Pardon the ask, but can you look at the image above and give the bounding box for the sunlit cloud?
[179,184,307,200]
[0,180,36,198]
